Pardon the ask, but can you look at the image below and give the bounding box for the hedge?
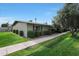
[27,31,52,38]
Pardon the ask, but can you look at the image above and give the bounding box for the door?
[20,31,24,36]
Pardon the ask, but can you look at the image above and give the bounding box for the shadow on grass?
[8,32,79,56]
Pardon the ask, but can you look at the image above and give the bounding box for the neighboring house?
[0,25,12,32]
[12,21,52,37]
[0,26,12,32]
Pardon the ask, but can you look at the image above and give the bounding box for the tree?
[52,15,63,33]
[1,23,9,27]
[53,3,79,37]
[29,20,33,22]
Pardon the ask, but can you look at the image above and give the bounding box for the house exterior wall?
[0,27,12,32]
[0,27,8,32]
[42,26,49,31]
[12,23,28,37]
[27,24,50,32]
[27,24,33,31]
[13,22,52,38]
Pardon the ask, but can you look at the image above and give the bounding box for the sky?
[0,3,64,26]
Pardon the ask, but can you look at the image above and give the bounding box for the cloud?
[0,16,52,27]
[0,17,14,22]
[0,17,17,26]
[0,17,32,26]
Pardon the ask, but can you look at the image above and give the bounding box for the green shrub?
[27,31,52,38]
[35,31,41,37]
[43,31,52,35]
[27,31,41,38]
[27,31,36,38]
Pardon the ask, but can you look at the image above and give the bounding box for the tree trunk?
[70,28,78,38]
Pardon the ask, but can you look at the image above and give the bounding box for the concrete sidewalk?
[0,32,67,56]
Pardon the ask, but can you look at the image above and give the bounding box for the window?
[13,30,15,33]
[20,31,24,36]
[16,30,18,34]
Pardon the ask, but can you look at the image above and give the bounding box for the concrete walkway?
[0,32,67,56]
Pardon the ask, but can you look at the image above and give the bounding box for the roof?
[12,21,52,27]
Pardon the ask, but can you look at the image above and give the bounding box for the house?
[0,27,11,32]
[0,23,12,32]
[12,21,52,38]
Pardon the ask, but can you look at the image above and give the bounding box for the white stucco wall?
[42,26,49,31]
[13,22,51,37]
[13,23,27,37]
[27,24,50,32]
[27,24,33,31]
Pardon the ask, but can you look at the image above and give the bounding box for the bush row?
[27,31,52,38]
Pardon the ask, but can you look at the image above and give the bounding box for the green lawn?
[8,32,79,56]
[0,32,27,47]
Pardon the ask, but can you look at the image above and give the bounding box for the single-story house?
[12,21,52,38]
[0,26,12,32]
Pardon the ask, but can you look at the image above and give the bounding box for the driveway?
[0,32,67,56]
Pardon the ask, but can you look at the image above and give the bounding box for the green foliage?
[27,31,52,38]
[43,31,52,35]
[59,3,79,28]
[35,31,41,37]
[1,23,9,27]
[27,31,41,38]
[27,31,36,38]
[53,3,79,37]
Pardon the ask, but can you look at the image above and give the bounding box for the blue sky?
[0,3,64,25]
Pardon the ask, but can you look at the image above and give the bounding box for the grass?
[0,32,27,47]
[8,32,79,56]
